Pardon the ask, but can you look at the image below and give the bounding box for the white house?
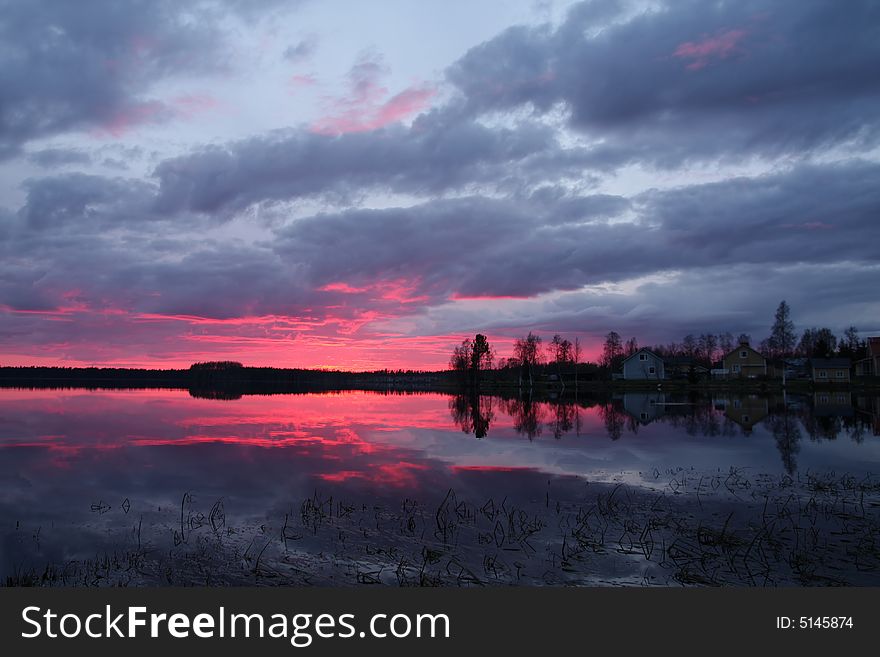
[621,348,665,380]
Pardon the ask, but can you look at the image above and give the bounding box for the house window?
[742,415,750,423]
[740,351,748,358]
[734,399,741,408]
[835,370,845,378]
[639,353,648,361]
[820,395,829,403]
[819,370,827,378]
[640,412,648,420]
[649,366,656,374]
[732,364,741,373]
[837,395,847,403]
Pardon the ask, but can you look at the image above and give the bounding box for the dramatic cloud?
[152,113,560,215]
[0,0,294,157]
[448,0,880,166]
[1,0,878,368]
[26,148,92,168]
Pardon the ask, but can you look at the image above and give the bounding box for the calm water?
[2,388,879,586]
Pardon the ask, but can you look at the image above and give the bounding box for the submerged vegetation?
[8,470,880,587]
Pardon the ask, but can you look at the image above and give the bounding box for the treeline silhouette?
[0,362,462,396]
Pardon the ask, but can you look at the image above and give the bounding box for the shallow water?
[1,388,878,586]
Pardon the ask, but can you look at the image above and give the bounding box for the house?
[621,392,667,424]
[812,391,853,417]
[721,340,767,379]
[810,358,851,383]
[620,348,665,380]
[855,337,880,377]
[716,395,769,433]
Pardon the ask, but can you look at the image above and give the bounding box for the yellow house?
[721,395,769,432]
[811,358,851,383]
[721,341,767,379]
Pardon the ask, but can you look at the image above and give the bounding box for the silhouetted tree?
[449,338,473,374]
[513,332,542,388]
[602,331,622,370]
[470,333,493,385]
[624,336,639,357]
[550,334,573,379]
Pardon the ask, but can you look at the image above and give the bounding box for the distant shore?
[1,365,877,397]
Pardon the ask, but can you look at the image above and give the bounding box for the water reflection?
[444,391,879,475]
[0,388,878,586]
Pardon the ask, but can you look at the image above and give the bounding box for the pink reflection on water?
[0,389,606,484]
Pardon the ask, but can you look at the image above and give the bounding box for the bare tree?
[513,332,543,389]
[602,331,622,369]
[771,300,796,385]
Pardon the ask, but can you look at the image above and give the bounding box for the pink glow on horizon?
[1,292,605,369]
[673,28,747,70]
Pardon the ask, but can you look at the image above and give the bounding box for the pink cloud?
[673,28,747,70]
[171,94,220,119]
[311,85,436,135]
[319,278,430,304]
[96,100,167,137]
[289,73,317,88]
[93,94,220,138]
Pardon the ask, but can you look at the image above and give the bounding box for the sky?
[1,0,879,370]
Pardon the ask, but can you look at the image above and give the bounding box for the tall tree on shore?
[624,336,639,357]
[682,334,696,358]
[698,333,718,365]
[841,326,861,357]
[449,338,473,374]
[470,333,493,384]
[550,334,573,379]
[514,332,542,388]
[602,331,622,370]
[771,300,796,385]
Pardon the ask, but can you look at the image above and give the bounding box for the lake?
[2,388,879,586]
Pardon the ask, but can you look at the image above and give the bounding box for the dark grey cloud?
[4,159,878,324]
[0,0,295,158]
[271,159,880,302]
[26,148,92,168]
[448,0,880,167]
[18,173,156,230]
[283,35,318,62]
[152,111,560,215]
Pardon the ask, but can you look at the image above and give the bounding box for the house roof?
[811,358,851,368]
[868,337,880,355]
[621,348,662,365]
[721,344,765,361]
